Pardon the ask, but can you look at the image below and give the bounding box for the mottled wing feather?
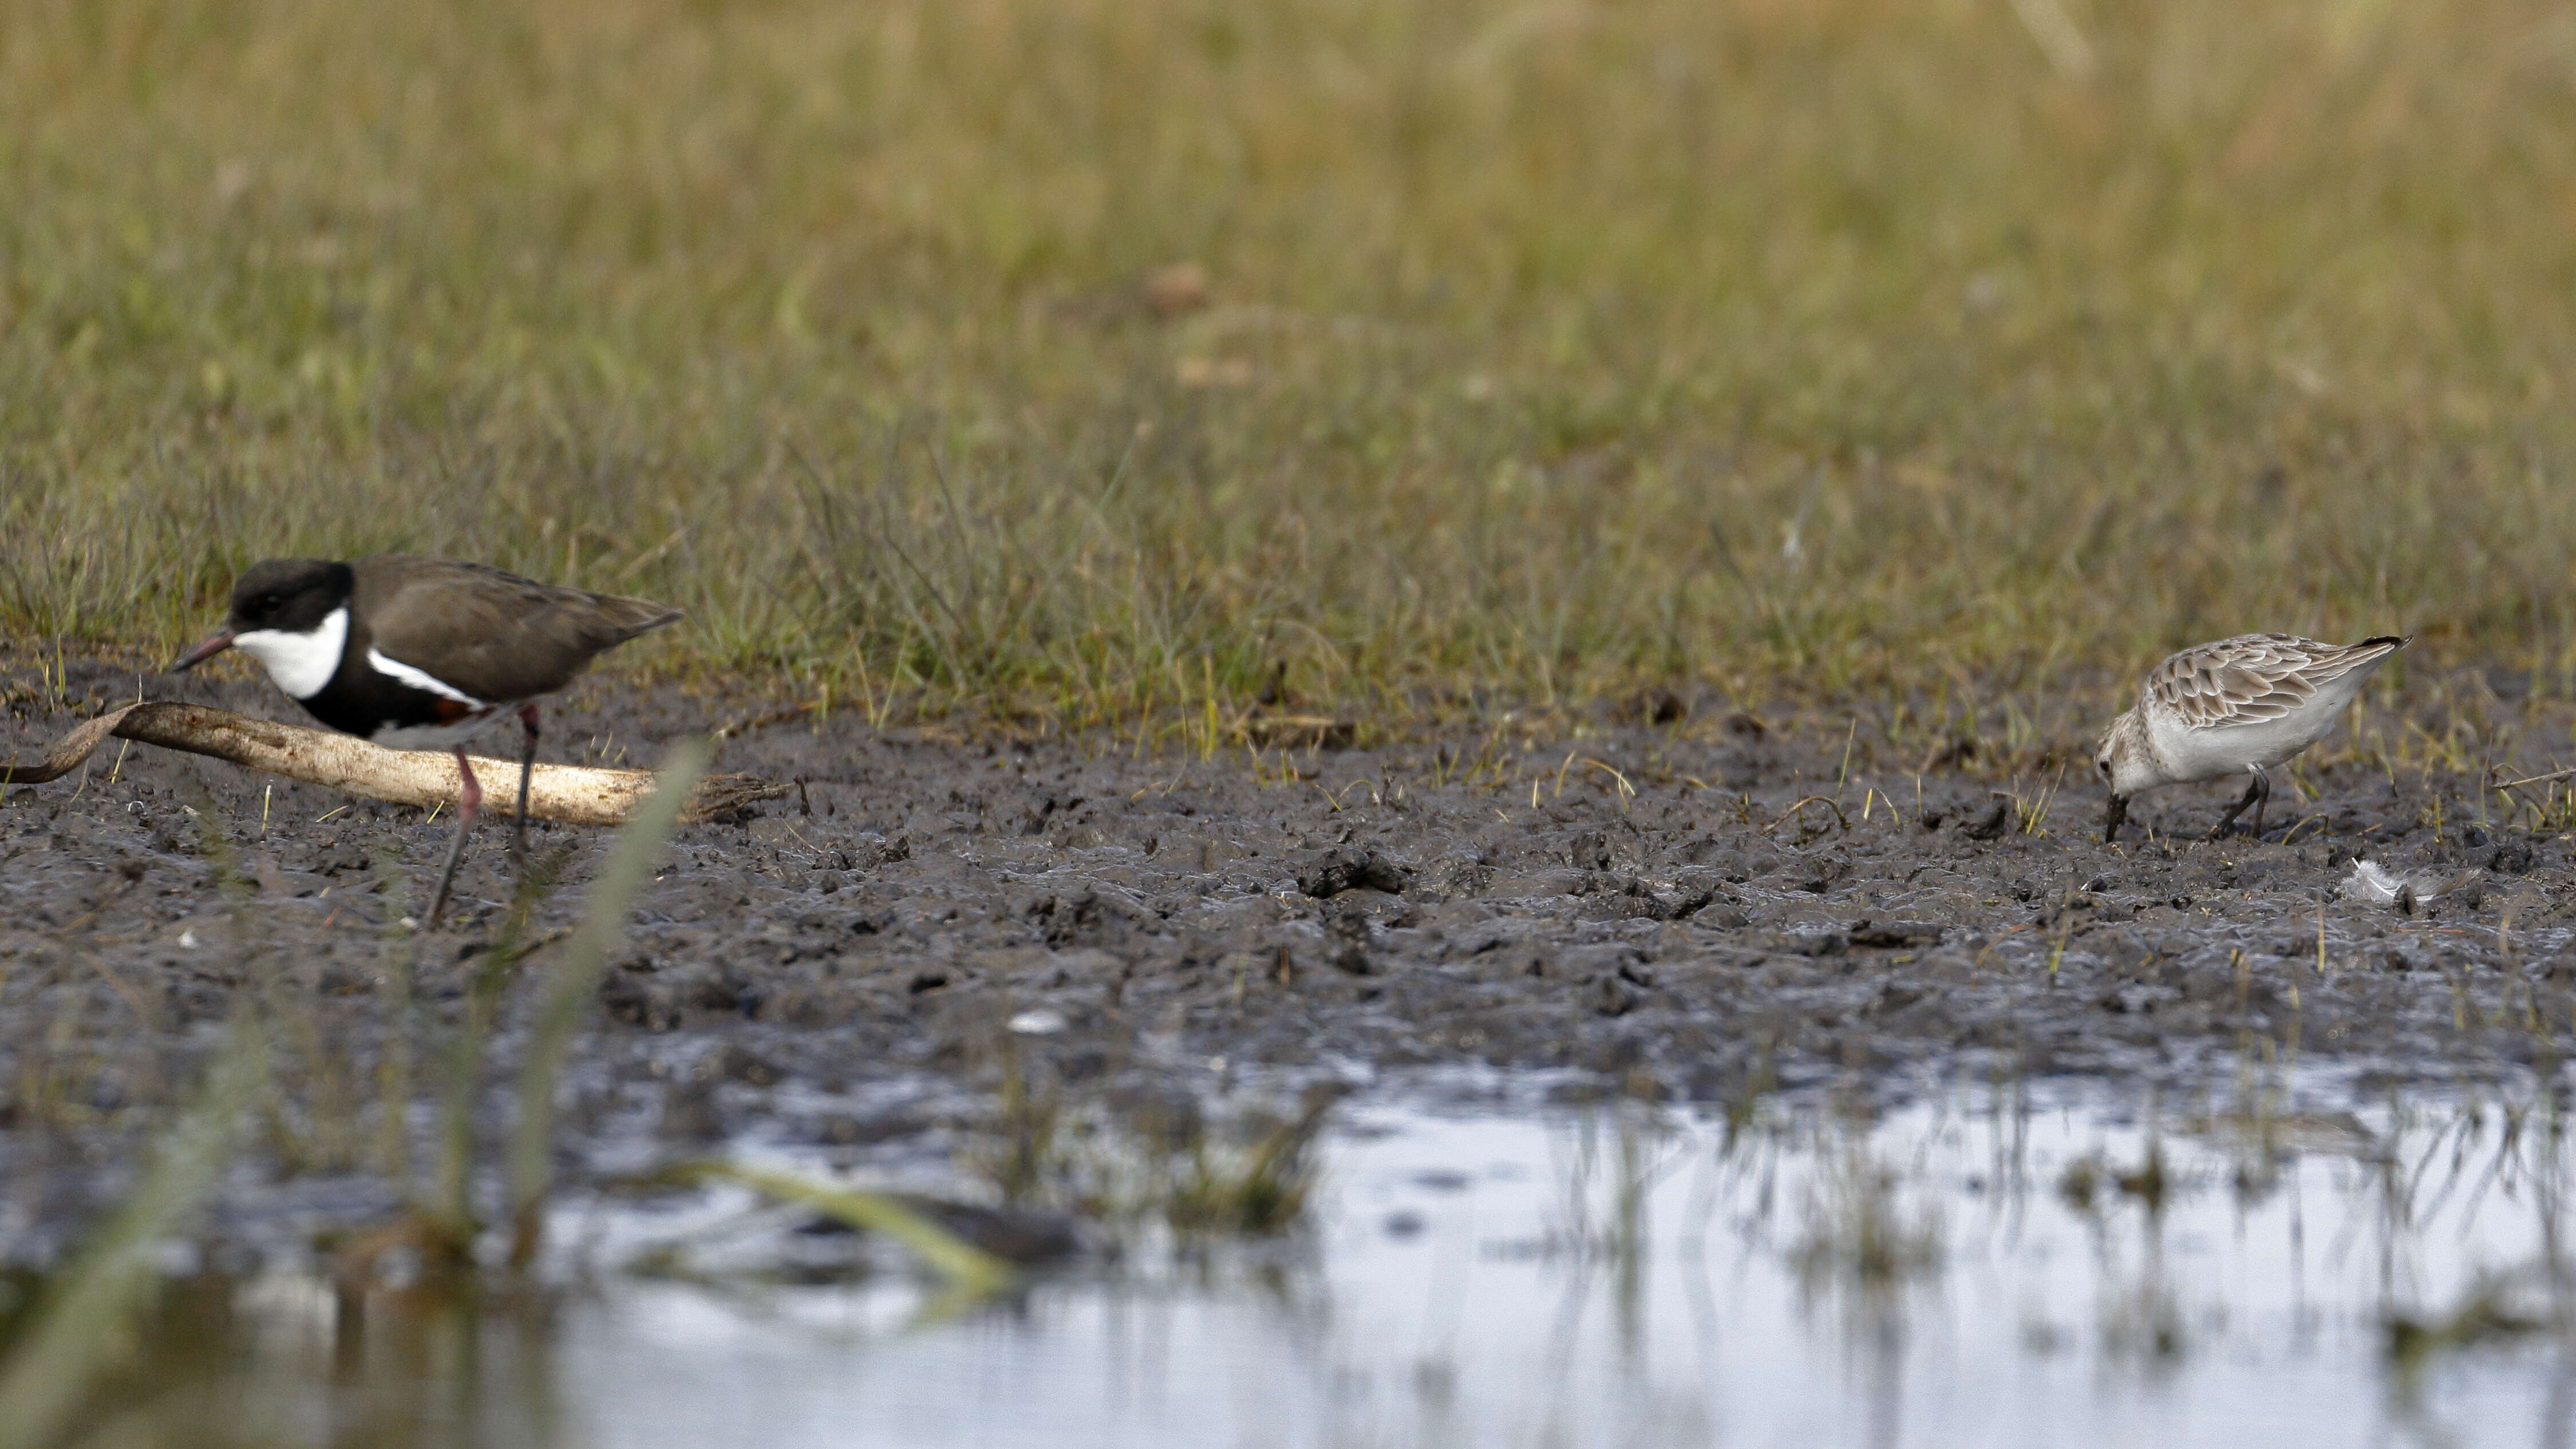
[353,556,684,704]
[2144,633,2400,729]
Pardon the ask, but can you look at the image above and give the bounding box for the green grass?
[8,0,2576,725]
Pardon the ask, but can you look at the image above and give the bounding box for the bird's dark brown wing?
[351,556,683,704]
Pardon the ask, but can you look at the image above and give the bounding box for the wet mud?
[4,653,2574,1233]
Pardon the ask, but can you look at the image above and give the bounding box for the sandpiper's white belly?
[2146,670,2376,783]
[2151,713,2326,781]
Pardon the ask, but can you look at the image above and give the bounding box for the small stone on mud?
[714,1044,785,1086]
[1848,921,1944,949]
[1299,847,1412,899]
[1618,688,1687,726]
[1873,982,1926,1016]
[1959,799,2011,840]
[1242,714,1356,751]
[813,1111,923,1147]
[1008,1007,1069,1035]
[903,1197,1086,1264]
[1591,976,1642,1016]
[657,1079,724,1141]
[1742,930,1848,958]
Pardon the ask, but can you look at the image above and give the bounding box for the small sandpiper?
[171,556,683,922]
[2095,632,2408,843]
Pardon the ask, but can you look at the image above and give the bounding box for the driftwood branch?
[0,702,783,826]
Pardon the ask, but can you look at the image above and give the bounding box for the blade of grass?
[505,739,709,1267]
[665,1160,1013,1300]
[0,1017,268,1449]
[432,844,576,1250]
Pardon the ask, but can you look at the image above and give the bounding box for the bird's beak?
[168,629,236,673]
[2103,793,2129,845]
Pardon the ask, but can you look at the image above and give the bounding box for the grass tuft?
[7,0,2576,724]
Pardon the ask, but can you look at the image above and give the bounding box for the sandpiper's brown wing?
[2144,633,2407,729]
[351,556,683,704]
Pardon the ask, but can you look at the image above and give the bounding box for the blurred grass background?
[5,0,2575,727]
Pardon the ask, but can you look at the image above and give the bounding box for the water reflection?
[36,1079,2576,1448]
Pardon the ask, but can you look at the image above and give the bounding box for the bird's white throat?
[233,606,349,699]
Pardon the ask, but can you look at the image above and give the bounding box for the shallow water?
[68,1075,2576,1449]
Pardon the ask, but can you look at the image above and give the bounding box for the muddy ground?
[4,653,2575,1244]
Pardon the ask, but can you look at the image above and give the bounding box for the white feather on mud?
[2340,859,2476,907]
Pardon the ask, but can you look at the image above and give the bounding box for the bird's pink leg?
[427,747,482,926]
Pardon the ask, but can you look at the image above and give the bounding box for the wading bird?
[2094,632,2408,844]
[172,556,682,923]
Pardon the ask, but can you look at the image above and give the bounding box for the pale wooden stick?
[0,702,781,826]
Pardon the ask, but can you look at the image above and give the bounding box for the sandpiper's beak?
[168,629,236,673]
[2103,793,2129,845]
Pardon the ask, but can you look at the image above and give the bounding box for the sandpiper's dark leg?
[2209,771,2266,839]
[2104,793,2129,844]
[513,704,540,866]
[427,748,483,927]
